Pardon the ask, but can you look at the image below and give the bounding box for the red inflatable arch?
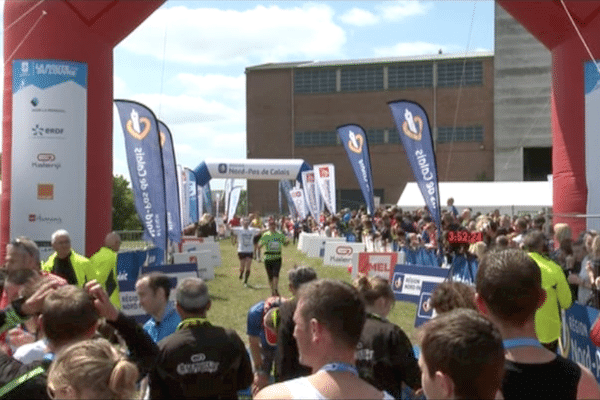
[498,2,600,238]
[2,1,164,258]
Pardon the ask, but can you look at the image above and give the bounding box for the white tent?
[397,181,552,216]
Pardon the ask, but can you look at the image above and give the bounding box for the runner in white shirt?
[232,217,261,286]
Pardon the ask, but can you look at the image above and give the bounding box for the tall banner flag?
[114,100,167,254]
[228,186,242,222]
[177,165,190,228]
[280,180,298,217]
[337,124,376,215]
[158,121,181,243]
[224,178,234,221]
[185,168,198,224]
[197,184,204,218]
[301,170,321,218]
[314,164,336,215]
[203,182,213,215]
[289,189,307,220]
[389,100,442,233]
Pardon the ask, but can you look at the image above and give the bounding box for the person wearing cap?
[259,219,288,296]
[149,277,253,399]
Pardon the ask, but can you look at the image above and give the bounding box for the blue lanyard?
[319,362,358,376]
[503,337,543,349]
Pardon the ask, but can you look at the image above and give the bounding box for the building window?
[437,126,483,143]
[294,131,338,146]
[294,69,337,94]
[387,128,401,144]
[366,129,385,145]
[340,65,384,92]
[388,63,433,89]
[437,61,483,87]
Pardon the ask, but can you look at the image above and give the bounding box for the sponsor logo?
[28,214,62,224]
[37,153,55,162]
[218,163,227,173]
[394,274,403,289]
[318,167,329,178]
[33,153,61,170]
[306,172,314,182]
[31,124,64,138]
[336,246,353,256]
[292,191,302,198]
[421,297,432,313]
[37,184,54,200]
[402,108,423,141]
[348,130,364,154]
[126,108,152,140]
[34,62,77,77]
[159,131,166,147]
[31,97,38,107]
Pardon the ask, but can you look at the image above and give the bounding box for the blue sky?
[2,1,496,190]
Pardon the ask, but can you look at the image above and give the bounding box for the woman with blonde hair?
[353,275,421,399]
[47,338,139,400]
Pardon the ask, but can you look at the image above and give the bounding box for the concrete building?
[246,52,495,214]
[494,3,552,182]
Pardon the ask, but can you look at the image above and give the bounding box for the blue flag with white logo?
[115,100,167,255]
[185,168,198,224]
[337,124,376,215]
[157,121,181,243]
[389,100,442,233]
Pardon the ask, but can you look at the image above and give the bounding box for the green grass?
[207,239,419,346]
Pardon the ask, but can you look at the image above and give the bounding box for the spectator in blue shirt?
[135,272,180,343]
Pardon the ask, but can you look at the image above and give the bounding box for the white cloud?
[120,4,346,66]
[373,41,461,57]
[376,1,432,21]
[113,75,128,97]
[339,8,378,27]
[175,73,245,103]
[129,93,244,125]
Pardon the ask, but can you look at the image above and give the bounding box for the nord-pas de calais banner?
[11,60,87,257]
[194,159,311,185]
[289,188,307,220]
[115,100,167,254]
[302,170,322,218]
[158,121,181,243]
[337,124,375,215]
[389,100,442,234]
[562,303,600,384]
[314,164,336,215]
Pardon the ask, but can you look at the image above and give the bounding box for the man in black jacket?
[149,277,252,399]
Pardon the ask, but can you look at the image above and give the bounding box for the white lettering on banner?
[31,162,61,169]
[134,147,161,238]
[414,149,438,211]
[35,63,77,77]
[358,159,369,185]
[568,315,589,337]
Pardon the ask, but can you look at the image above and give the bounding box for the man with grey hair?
[149,277,252,399]
[42,229,90,286]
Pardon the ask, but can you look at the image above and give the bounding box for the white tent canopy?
[397,181,552,215]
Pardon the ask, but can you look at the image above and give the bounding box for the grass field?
[206,238,419,346]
